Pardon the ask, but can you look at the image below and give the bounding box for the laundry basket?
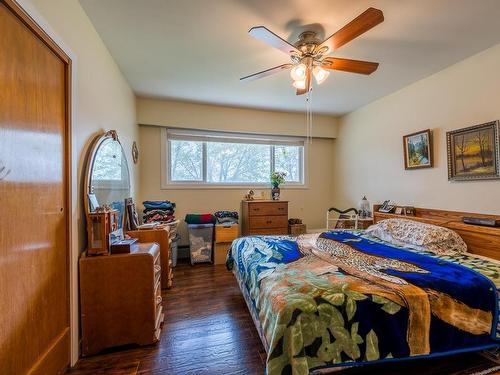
[187,223,214,265]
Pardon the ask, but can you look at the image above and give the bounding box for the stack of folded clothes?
[143,200,176,223]
[184,213,216,225]
[214,210,239,224]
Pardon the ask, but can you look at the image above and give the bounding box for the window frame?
[160,128,309,189]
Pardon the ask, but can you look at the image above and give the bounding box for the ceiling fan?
[240,7,384,95]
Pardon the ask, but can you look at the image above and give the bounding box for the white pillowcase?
[365,218,467,255]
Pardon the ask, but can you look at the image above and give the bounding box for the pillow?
[365,218,467,255]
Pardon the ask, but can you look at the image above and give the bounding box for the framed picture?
[404,206,415,216]
[403,129,433,169]
[446,120,500,181]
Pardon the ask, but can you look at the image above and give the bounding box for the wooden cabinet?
[127,226,173,289]
[79,243,163,356]
[241,200,289,236]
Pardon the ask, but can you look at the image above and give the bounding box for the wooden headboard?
[373,205,500,261]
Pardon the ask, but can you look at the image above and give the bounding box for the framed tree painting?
[446,120,500,181]
[403,129,433,169]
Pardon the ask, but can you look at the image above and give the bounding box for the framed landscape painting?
[403,129,433,169]
[447,120,500,181]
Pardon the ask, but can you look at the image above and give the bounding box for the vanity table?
[79,130,163,355]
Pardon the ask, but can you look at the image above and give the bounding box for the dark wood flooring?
[69,260,498,375]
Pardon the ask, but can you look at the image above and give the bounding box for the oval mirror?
[84,130,131,228]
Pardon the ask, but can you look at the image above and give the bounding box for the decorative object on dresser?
[86,208,119,256]
[447,120,500,181]
[288,218,307,236]
[270,171,286,200]
[127,225,173,289]
[373,204,500,260]
[214,223,239,265]
[241,200,289,235]
[110,237,139,255]
[79,243,163,356]
[403,129,433,169]
[357,196,372,218]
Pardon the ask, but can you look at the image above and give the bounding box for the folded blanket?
[144,208,175,216]
[143,200,176,210]
[217,217,238,224]
[185,213,215,224]
[214,210,238,224]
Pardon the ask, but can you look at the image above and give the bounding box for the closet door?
[0,1,71,374]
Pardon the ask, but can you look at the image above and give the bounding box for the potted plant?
[270,171,286,200]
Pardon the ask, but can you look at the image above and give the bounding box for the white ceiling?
[80,0,500,116]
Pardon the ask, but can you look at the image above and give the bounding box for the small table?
[358,218,374,230]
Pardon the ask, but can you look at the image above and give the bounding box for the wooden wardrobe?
[0,1,71,374]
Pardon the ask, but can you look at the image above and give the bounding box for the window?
[162,128,306,187]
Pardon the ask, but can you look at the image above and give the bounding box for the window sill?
[160,183,309,190]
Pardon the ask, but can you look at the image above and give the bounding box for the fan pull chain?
[305,89,313,144]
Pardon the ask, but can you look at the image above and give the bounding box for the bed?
[227,208,500,375]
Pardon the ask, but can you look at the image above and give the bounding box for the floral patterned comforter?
[227,231,500,375]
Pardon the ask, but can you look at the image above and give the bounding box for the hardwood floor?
[69,261,497,375]
[69,260,265,375]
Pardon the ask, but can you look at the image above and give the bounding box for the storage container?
[187,223,214,265]
[170,234,180,267]
[215,223,239,243]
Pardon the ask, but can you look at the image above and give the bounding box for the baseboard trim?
[27,328,70,375]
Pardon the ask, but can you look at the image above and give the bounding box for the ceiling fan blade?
[249,26,300,55]
[322,57,379,75]
[319,8,384,54]
[240,63,292,82]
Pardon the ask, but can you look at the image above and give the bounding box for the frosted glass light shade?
[292,80,306,89]
[313,66,330,84]
[290,63,307,81]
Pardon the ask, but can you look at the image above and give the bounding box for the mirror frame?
[83,130,131,215]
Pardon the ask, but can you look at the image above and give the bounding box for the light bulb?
[292,80,306,89]
[290,63,307,81]
[313,66,330,85]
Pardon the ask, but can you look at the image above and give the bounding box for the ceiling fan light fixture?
[292,79,306,89]
[313,66,329,85]
[290,63,307,81]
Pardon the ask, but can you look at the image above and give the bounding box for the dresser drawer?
[248,228,288,235]
[248,202,288,216]
[249,215,288,229]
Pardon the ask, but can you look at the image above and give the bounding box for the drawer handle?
[266,220,272,224]
[253,208,260,211]
[278,207,284,210]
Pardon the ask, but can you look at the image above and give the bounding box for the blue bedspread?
[228,231,499,374]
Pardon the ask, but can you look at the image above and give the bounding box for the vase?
[271,186,280,200]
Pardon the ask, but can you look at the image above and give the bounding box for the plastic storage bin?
[170,234,180,267]
[187,223,214,265]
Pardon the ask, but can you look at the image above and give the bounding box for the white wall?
[137,97,338,138]
[18,0,138,365]
[335,43,500,215]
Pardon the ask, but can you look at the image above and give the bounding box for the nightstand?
[358,218,374,229]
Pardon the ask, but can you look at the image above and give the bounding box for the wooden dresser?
[241,200,289,236]
[79,243,163,356]
[127,226,173,289]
